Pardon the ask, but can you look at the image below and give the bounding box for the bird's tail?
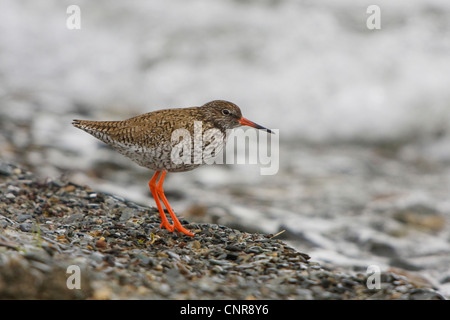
[72,119,124,141]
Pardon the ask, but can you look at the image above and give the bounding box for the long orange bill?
[239,117,274,134]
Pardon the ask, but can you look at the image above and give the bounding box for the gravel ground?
[0,162,444,300]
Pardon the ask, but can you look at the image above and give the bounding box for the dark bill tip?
[239,117,274,134]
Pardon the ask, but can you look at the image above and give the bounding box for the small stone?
[245,246,263,254]
[210,259,233,267]
[225,244,241,252]
[93,286,112,300]
[295,288,313,299]
[156,251,168,258]
[0,163,13,176]
[29,260,52,273]
[63,185,76,192]
[7,185,20,194]
[212,265,224,273]
[393,204,446,232]
[95,238,107,249]
[166,251,180,261]
[89,252,104,264]
[119,208,135,222]
[409,289,444,300]
[366,239,397,258]
[19,222,33,232]
[16,214,32,223]
[158,283,171,296]
[188,240,201,249]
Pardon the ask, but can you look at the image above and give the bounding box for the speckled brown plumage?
[72,100,272,236]
[72,100,250,172]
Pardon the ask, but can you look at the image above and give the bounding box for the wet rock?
[393,204,446,232]
[119,208,135,222]
[0,163,14,176]
[366,239,398,258]
[390,257,423,271]
[408,288,445,300]
[19,222,33,233]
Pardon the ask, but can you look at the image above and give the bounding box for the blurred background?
[1,0,450,297]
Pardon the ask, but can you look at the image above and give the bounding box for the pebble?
[16,214,32,223]
[95,238,107,249]
[19,222,33,232]
[0,163,13,176]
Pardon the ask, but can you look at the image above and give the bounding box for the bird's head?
[203,100,273,134]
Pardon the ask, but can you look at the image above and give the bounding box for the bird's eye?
[222,109,230,115]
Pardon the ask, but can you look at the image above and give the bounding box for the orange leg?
[148,170,194,236]
[148,171,174,232]
[156,171,194,237]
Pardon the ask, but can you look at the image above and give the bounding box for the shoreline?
[0,162,444,300]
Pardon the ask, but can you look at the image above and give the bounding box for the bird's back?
[72,107,212,172]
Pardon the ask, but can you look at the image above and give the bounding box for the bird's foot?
[160,221,175,232]
[160,221,194,236]
[173,222,194,237]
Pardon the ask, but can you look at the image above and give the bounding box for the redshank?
[72,100,272,236]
